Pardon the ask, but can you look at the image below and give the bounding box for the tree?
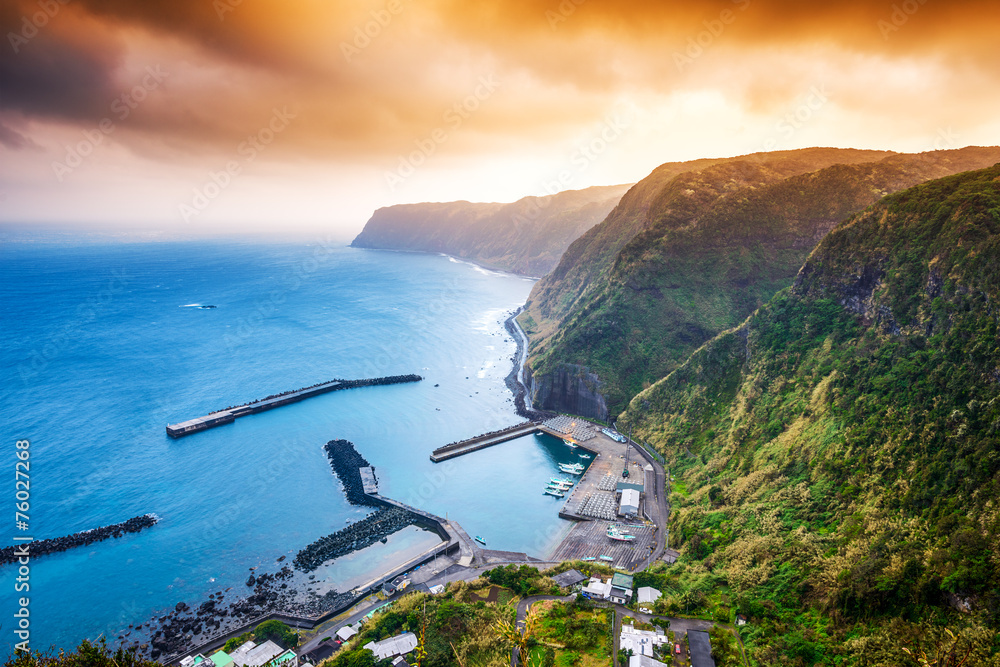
[5,638,162,667]
[254,619,298,648]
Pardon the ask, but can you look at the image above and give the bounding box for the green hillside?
[618,165,1000,665]
[521,147,1000,420]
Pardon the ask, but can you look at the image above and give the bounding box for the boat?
[578,453,591,459]
[544,489,566,497]
[549,481,573,489]
[475,536,486,545]
[607,525,637,542]
[558,466,582,475]
[582,556,596,562]
[599,555,615,562]
[563,438,577,449]
[549,478,574,486]
[559,463,584,472]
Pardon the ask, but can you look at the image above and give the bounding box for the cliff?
[616,164,1000,663]
[520,147,1000,419]
[350,184,632,276]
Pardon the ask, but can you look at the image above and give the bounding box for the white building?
[637,587,662,613]
[630,656,670,667]
[581,577,612,600]
[336,625,358,642]
[619,624,668,658]
[363,632,418,661]
[619,489,640,517]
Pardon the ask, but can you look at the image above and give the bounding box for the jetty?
[429,422,540,461]
[166,375,422,438]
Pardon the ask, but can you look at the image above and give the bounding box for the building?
[301,640,338,666]
[619,624,668,657]
[183,639,292,667]
[552,569,588,590]
[609,572,634,604]
[688,630,716,667]
[336,625,358,642]
[629,656,670,667]
[363,632,418,661]
[581,576,612,600]
[637,586,662,613]
[616,481,644,494]
[619,489,640,517]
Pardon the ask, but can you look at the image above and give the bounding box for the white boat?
[578,453,591,459]
[607,525,637,542]
[599,555,614,562]
[550,478,574,486]
[563,438,577,449]
[544,488,565,498]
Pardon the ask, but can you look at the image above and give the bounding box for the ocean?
[0,240,584,654]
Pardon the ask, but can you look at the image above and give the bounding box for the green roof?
[209,651,234,667]
[274,651,297,664]
[611,572,634,589]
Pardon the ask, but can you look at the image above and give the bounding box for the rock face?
[527,363,608,422]
[520,146,1000,419]
[351,184,632,276]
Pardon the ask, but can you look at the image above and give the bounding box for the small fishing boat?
[582,556,596,562]
[599,555,614,562]
[563,438,577,449]
[544,488,566,498]
[549,478,574,486]
[475,536,487,545]
[607,525,637,542]
[578,453,591,459]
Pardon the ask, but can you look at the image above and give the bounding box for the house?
[391,657,410,667]
[301,640,338,666]
[363,631,418,661]
[336,625,358,642]
[736,614,748,626]
[428,584,445,595]
[552,569,588,590]
[687,630,716,667]
[619,489,640,517]
[581,576,612,600]
[609,572,634,604]
[662,548,680,565]
[629,655,670,667]
[236,640,285,667]
[637,586,661,613]
[383,575,410,596]
[619,623,668,657]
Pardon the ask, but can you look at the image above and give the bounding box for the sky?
[1,0,998,238]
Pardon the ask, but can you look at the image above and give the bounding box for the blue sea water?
[0,240,587,655]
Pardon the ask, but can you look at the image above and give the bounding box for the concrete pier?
[166,375,422,438]
[429,422,540,461]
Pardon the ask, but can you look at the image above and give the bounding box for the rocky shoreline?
[0,514,158,566]
[503,308,551,421]
[293,506,415,572]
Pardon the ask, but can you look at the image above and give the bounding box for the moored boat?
[475,536,486,545]
[544,488,566,497]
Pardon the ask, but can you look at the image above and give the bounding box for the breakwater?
[324,439,378,506]
[292,506,415,572]
[166,374,423,437]
[0,514,158,566]
[429,421,540,462]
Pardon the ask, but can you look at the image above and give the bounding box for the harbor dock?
[429,422,540,461]
[166,374,422,438]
